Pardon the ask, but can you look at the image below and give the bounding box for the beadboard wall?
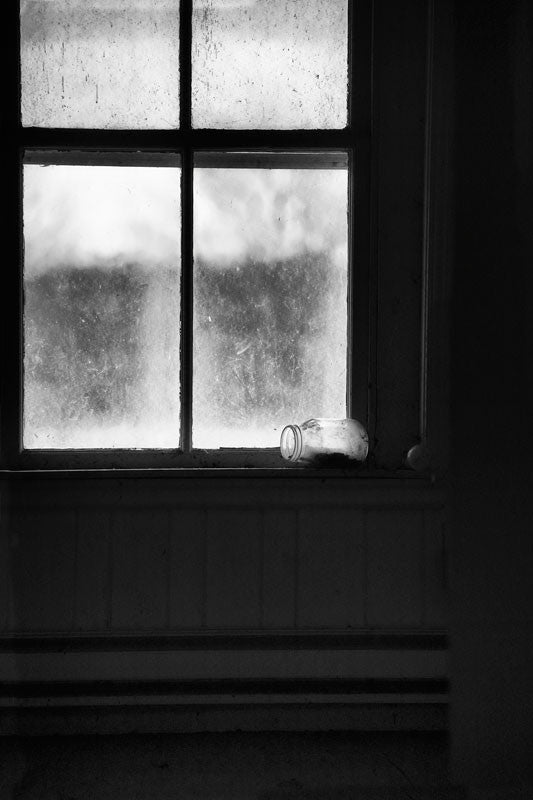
[0,476,448,733]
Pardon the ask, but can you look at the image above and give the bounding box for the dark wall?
[451,0,533,786]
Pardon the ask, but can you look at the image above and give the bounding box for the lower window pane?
[23,162,181,449]
[193,164,348,448]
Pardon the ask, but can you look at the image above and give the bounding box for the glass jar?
[280,418,369,465]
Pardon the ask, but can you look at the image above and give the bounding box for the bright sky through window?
[23,164,181,449]
[192,0,348,129]
[23,162,348,449]
[21,0,180,128]
[20,0,350,453]
[193,166,348,448]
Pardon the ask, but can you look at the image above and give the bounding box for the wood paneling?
[373,0,429,468]
[206,510,262,628]
[0,481,447,636]
[75,509,111,630]
[366,509,424,627]
[168,508,205,629]
[262,508,297,628]
[423,510,448,627]
[111,509,168,630]
[7,508,77,631]
[297,508,365,628]
[0,489,10,631]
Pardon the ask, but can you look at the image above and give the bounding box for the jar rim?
[280,424,303,462]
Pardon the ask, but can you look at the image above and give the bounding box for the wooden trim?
[0,702,447,734]
[349,0,373,431]
[425,0,454,478]
[0,647,448,683]
[419,0,435,447]
[19,128,357,150]
[1,474,446,508]
[0,630,448,653]
[0,677,448,699]
[194,151,349,168]
[180,0,192,132]
[23,150,181,167]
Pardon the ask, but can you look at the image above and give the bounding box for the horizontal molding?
[0,677,448,700]
[23,149,182,168]
[0,630,448,653]
[0,702,448,735]
[18,128,363,151]
[2,475,447,508]
[0,648,448,684]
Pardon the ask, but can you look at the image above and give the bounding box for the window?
[4,1,445,473]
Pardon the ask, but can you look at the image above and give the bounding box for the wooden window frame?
[1,0,451,477]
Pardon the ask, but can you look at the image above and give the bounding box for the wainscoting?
[0,476,448,733]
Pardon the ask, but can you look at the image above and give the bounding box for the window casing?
[2,0,449,475]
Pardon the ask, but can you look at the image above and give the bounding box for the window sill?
[0,464,437,482]
[0,467,446,511]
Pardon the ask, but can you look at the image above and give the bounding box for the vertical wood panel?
[111,508,168,630]
[366,509,424,627]
[168,508,205,629]
[423,510,448,626]
[373,0,428,468]
[0,488,10,631]
[262,508,297,628]
[206,509,261,628]
[75,508,111,630]
[8,508,77,632]
[297,508,365,628]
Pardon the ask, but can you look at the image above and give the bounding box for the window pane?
[192,0,348,129]
[23,162,181,449]
[193,164,348,448]
[21,1,179,129]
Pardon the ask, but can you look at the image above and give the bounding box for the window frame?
[2,0,449,477]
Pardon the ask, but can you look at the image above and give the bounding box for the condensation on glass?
[192,0,348,129]
[193,162,348,449]
[20,0,180,129]
[23,161,181,449]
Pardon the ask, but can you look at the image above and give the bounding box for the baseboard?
[0,696,447,735]
[0,631,448,734]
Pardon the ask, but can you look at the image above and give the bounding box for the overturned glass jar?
[280,418,369,465]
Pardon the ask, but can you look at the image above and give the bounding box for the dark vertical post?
[1,1,23,467]
[180,0,193,452]
[349,0,373,448]
[451,0,533,789]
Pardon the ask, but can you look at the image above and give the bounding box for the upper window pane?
[23,158,181,449]
[192,0,348,129]
[21,1,180,129]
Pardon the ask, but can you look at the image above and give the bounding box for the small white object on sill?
[280,418,369,466]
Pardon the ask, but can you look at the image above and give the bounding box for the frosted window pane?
[23,164,181,449]
[192,0,348,129]
[21,1,179,129]
[193,167,348,448]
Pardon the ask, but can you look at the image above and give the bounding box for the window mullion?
[180,149,193,453]
[180,0,193,452]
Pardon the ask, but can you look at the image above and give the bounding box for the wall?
[451,0,533,791]
[0,0,453,736]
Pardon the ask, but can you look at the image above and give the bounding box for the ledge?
[1,473,447,508]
